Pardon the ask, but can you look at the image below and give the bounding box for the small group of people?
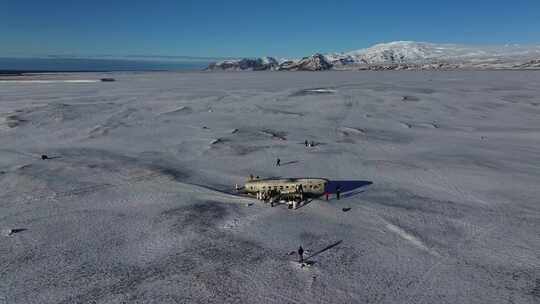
[324,184,342,201]
[254,183,306,209]
[256,189,280,207]
[257,189,275,201]
[304,140,316,147]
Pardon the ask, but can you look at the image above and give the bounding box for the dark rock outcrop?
[207,57,279,71]
[279,54,333,71]
[513,59,540,69]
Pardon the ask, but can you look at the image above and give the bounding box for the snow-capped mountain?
[206,41,540,71]
[333,41,540,64]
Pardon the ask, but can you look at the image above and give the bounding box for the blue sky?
[2,0,539,59]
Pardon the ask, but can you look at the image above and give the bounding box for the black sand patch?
[160,201,233,233]
[290,88,336,97]
[259,129,287,141]
[256,105,304,117]
[158,106,194,116]
[338,127,413,144]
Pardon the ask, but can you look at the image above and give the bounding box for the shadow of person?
[3,228,27,236]
[41,155,62,160]
[294,199,313,210]
[305,240,343,261]
[281,160,299,166]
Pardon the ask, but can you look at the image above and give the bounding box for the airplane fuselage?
[244,178,328,197]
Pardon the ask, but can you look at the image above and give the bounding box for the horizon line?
[3,40,540,62]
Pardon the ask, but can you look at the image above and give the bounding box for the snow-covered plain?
[1,71,539,303]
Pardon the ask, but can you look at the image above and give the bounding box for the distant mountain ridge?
[207,41,540,71]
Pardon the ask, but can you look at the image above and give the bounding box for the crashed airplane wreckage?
[242,178,329,209]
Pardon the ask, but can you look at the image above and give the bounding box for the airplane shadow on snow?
[325,180,373,199]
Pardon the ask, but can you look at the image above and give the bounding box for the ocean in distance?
[0,57,210,73]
